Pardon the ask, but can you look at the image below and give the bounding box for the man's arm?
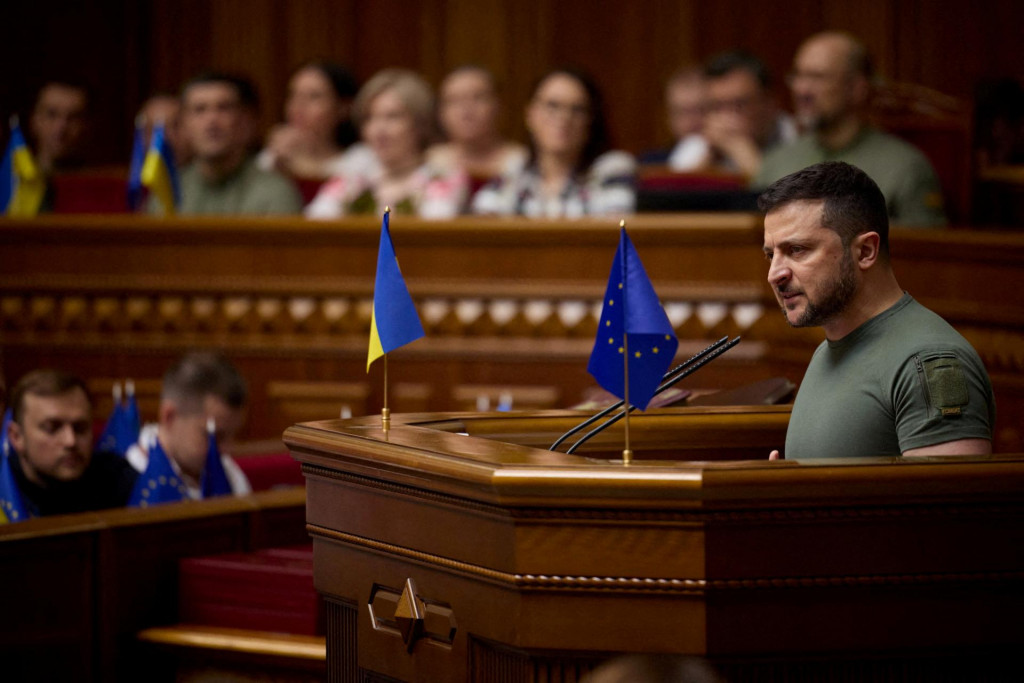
[903,438,991,457]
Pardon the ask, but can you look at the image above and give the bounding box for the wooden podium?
[284,408,1024,683]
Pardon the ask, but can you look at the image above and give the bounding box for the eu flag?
[141,123,180,215]
[1,408,30,524]
[0,119,45,217]
[127,438,189,508]
[127,116,147,211]
[587,227,678,410]
[96,381,142,457]
[200,418,232,498]
[366,210,425,370]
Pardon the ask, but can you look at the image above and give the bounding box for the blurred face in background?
[285,66,348,146]
[30,83,88,171]
[666,75,706,140]
[526,73,592,161]
[362,88,422,171]
[8,388,93,485]
[439,69,500,145]
[161,394,244,481]
[141,95,189,164]
[706,69,775,144]
[789,35,867,132]
[182,82,250,164]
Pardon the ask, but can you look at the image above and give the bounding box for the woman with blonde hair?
[306,69,467,219]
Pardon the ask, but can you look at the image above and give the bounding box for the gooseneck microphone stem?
[549,336,731,452]
[562,336,740,456]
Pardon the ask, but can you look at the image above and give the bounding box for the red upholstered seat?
[178,545,322,635]
[52,171,132,213]
[233,451,305,491]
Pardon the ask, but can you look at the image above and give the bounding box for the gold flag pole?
[381,205,392,433]
[619,220,633,465]
[382,353,390,432]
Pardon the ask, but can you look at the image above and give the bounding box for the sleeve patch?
[922,355,969,417]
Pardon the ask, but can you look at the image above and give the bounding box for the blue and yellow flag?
[587,227,679,410]
[1,408,30,524]
[126,116,147,211]
[0,119,45,217]
[140,123,180,215]
[367,210,425,370]
[200,418,232,498]
[127,437,189,508]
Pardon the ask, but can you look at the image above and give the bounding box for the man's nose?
[59,424,78,446]
[768,259,790,287]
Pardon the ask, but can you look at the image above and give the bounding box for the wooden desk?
[0,487,307,683]
[285,409,1024,682]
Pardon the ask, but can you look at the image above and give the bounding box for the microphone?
[550,336,738,452]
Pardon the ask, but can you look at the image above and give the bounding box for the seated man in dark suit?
[3,370,137,520]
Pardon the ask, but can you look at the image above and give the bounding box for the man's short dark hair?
[757,161,890,255]
[705,50,771,89]
[10,370,91,425]
[182,72,260,111]
[162,351,247,413]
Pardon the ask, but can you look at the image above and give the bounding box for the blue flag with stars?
[200,418,232,498]
[1,407,30,524]
[96,382,141,457]
[127,438,189,508]
[587,227,678,410]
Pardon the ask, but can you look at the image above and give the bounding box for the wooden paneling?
[1,215,1022,451]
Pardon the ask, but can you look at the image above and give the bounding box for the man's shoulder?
[755,135,821,188]
[238,158,303,213]
[858,129,935,170]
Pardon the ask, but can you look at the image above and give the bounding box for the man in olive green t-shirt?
[753,31,946,228]
[759,161,994,460]
[150,72,302,216]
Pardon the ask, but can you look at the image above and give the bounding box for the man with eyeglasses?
[754,31,946,227]
[702,50,797,178]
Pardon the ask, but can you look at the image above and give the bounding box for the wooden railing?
[2,214,1022,450]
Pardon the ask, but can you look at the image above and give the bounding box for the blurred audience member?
[259,60,370,181]
[306,68,467,219]
[583,654,726,683]
[29,79,90,175]
[426,65,527,182]
[472,68,635,217]
[127,351,251,499]
[702,50,796,177]
[639,66,709,170]
[166,72,302,215]
[755,31,946,226]
[138,93,191,166]
[975,78,1024,169]
[4,370,137,520]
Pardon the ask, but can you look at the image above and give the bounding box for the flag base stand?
[622,449,633,466]
[381,407,391,432]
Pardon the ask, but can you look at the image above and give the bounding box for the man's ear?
[852,231,881,270]
[7,419,25,455]
[158,401,176,427]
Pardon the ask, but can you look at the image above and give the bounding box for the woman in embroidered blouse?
[306,69,468,219]
[472,68,636,218]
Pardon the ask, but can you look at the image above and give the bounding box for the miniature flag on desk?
[1,407,30,524]
[587,226,678,410]
[200,418,232,498]
[0,119,45,217]
[127,437,189,508]
[140,122,180,215]
[96,381,141,457]
[126,116,147,211]
[366,210,425,371]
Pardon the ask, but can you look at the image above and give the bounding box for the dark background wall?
[3,0,1022,165]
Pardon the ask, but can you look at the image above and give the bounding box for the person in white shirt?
[126,351,251,499]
